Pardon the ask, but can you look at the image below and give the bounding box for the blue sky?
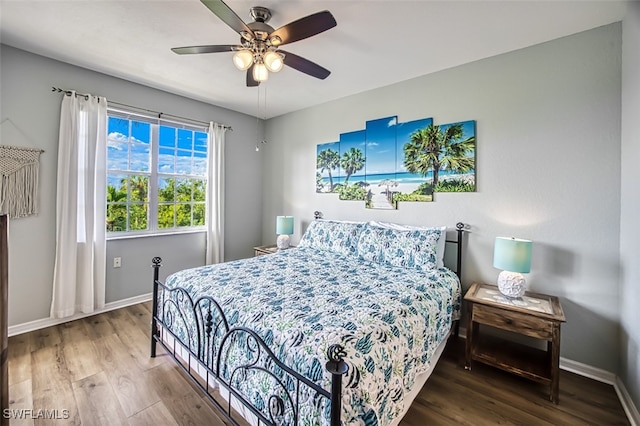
[107,117,207,189]
[364,116,397,176]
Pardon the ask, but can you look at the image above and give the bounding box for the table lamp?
[276,216,294,249]
[493,236,532,298]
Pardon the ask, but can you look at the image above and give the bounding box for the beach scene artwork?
[316,115,476,209]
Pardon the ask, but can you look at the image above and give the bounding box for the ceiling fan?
[172,0,337,87]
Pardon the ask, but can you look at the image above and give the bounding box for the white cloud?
[108,132,127,144]
[107,131,148,145]
[387,118,397,127]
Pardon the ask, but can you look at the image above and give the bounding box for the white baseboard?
[559,356,616,385]
[7,292,152,337]
[615,376,640,426]
[458,326,638,425]
[559,356,640,426]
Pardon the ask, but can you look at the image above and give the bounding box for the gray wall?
[0,45,264,325]
[262,24,622,372]
[620,2,640,407]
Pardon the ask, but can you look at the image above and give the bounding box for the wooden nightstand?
[464,282,566,404]
[253,244,277,256]
[253,244,296,256]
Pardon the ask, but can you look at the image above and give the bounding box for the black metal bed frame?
[150,221,466,426]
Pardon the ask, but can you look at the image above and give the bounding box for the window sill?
[107,228,206,241]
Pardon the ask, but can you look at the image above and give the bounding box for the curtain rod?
[51,87,232,131]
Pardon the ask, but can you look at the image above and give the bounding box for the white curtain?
[51,92,107,319]
[205,122,226,264]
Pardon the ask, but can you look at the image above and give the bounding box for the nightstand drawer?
[472,304,554,340]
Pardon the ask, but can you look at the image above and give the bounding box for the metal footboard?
[150,257,347,426]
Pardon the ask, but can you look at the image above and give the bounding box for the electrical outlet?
[113,257,122,268]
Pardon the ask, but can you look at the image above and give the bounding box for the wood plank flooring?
[6,302,630,425]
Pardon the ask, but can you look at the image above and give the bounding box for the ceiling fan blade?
[172,45,239,55]
[269,11,336,46]
[281,50,331,80]
[246,65,260,87]
[200,0,255,40]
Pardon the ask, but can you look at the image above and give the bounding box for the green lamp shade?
[493,237,532,273]
[276,216,294,235]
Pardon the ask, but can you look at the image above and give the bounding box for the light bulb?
[269,35,282,46]
[253,62,269,82]
[232,50,253,70]
[264,51,284,73]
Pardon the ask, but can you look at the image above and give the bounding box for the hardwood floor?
[6,302,630,425]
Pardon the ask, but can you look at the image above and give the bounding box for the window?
[106,111,208,235]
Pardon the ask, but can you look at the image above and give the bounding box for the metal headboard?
[446,222,466,281]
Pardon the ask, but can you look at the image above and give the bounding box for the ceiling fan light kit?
[232,48,283,82]
[172,0,336,87]
[253,62,269,82]
[263,51,284,72]
[232,50,253,70]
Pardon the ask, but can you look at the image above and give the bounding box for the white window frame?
[106,107,209,238]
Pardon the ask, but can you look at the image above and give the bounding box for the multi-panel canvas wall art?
[316,116,476,209]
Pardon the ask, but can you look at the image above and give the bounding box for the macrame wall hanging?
[0,145,44,219]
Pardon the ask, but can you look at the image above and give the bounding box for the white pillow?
[368,221,447,269]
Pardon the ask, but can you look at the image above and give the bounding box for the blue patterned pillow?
[369,221,447,268]
[299,220,365,256]
[356,225,443,270]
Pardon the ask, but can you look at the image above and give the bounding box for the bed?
[150,217,466,426]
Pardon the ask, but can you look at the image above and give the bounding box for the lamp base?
[497,271,526,298]
[276,234,290,250]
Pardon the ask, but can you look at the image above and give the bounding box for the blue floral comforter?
[164,246,461,426]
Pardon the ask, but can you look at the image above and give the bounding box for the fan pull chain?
[255,84,267,152]
[263,83,267,122]
[255,86,261,151]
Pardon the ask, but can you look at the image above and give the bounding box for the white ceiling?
[0,0,627,118]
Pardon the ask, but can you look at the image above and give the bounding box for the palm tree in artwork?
[403,123,475,187]
[316,149,340,191]
[341,148,366,186]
